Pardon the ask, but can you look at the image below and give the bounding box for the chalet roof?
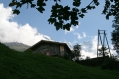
[25,40,72,53]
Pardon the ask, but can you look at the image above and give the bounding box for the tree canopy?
[72,44,81,61]
[9,0,119,31]
[111,16,119,56]
[98,46,109,57]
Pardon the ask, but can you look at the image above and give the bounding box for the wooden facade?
[25,40,72,57]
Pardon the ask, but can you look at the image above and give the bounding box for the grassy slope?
[0,42,119,79]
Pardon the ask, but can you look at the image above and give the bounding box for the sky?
[0,0,117,58]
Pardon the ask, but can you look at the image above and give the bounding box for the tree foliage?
[9,0,119,31]
[72,44,81,61]
[98,46,109,57]
[111,16,119,56]
[9,0,119,30]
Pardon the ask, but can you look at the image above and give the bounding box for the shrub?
[101,58,119,70]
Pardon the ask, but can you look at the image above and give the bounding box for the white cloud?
[83,32,86,37]
[62,36,98,59]
[74,32,83,40]
[75,25,79,29]
[80,36,98,58]
[81,36,118,59]
[0,3,53,46]
[73,32,86,40]
[91,36,98,53]
[81,50,96,58]
[62,35,117,59]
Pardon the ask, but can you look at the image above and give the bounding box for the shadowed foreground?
[0,42,119,79]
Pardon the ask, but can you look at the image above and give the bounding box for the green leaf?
[48,18,56,24]
[81,8,87,13]
[31,4,36,8]
[87,6,92,10]
[64,23,71,31]
[72,8,79,12]
[110,0,113,2]
[106,14,109,19]
[42,3,46,6]
[92,6,95,9]
[12,9,20,15]
[16,2,22,8]
[37,0,46,6]
[79,14,85,18]
[9,2,16,6]
[36,6,45,13]
[73,0,81,7]
[64,6,70,11]
[55,22,60,30]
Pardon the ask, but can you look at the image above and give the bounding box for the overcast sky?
[0,1,117,58]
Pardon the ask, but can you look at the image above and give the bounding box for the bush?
[76,57,105,67]
[101,58,119,70]
[63,54,71,60]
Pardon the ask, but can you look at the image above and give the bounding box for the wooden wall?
[32,43,69,56]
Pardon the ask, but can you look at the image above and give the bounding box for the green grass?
[0,42,119,79]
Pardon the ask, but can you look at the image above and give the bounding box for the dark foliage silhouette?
[9,0,119,31]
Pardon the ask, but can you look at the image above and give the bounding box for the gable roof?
[25,40,72,53]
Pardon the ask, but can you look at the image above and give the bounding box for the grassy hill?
[0,42,119,79]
